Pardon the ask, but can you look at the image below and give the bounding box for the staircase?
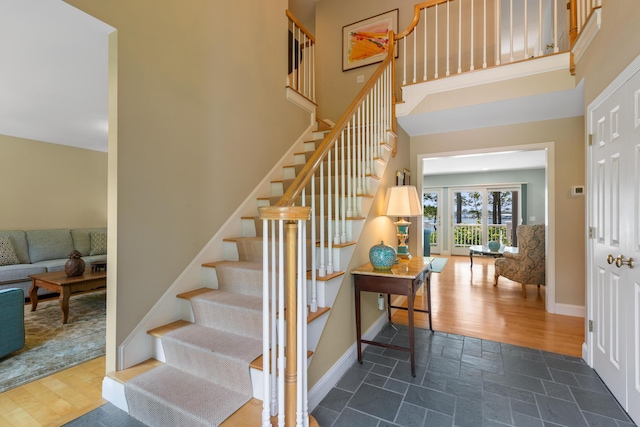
[108,113,394,425]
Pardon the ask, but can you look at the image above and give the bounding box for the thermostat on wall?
[571,186,585,196]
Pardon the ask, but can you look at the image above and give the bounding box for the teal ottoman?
[0,288,25,358]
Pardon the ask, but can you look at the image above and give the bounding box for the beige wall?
[575,0,640,105]
[410,117,586,306]
[315,0,419,122]
[0,134,107,230]
[66,0,310,357]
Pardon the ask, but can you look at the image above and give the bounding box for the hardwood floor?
[0,254,585,426]
[391,255,585,357]
[0,356,106,427]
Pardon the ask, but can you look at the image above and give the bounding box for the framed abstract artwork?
[342,9,398,71]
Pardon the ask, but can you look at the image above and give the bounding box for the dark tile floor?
[65,325,637,427]
[311,325,636,427]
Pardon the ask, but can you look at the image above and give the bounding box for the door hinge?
[588,134,593,146]
[589,227,595,238]
[589,320,593,332]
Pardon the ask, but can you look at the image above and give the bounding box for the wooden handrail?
[275,33,396,208]
[395,0,451,39]
[286,10,316,44]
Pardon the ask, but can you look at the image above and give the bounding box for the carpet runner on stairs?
[124,265,264,427]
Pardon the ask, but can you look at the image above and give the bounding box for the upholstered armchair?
[494,224,545,298]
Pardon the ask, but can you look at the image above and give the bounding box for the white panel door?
[589,62,640,424]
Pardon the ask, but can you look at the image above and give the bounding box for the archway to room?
[416,144,556,314]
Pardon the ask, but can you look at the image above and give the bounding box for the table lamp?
[384,185,422,260]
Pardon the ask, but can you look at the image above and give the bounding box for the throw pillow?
[0,236,20,266]
[89,232,107,256]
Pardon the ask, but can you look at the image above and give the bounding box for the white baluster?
[446,0,450,76]
[509,0,514,62]
[435,3,439,78]
[326,148,333,275]
[310,176,317,312]
[262,220,270,426]
[458,0,462,74]
[483,0,487,68]
[470,0,475,71]
[402,36,407,85]
[413,30,417,84]
[318,164,326,277]
[523,0,528,59]
[340,133,347,244]
[277,220,285,427]
[296,221,304,427]
[270,220,277,417]
[538,0,543,57]
[553,0,558,53]
[334,143,341,246]
[347,119,354,219]
[496,0,501,65]
[300,219,309,427]
[423,7,428,81]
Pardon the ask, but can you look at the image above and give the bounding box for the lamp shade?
[384,186,422,217]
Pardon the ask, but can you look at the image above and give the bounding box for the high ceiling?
[0,0,112,152]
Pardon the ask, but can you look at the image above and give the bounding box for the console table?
[352,257,440,377]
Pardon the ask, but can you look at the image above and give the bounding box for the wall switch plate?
[357,75,364,83]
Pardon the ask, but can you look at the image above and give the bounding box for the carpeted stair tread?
[163,323,262,365]
[212,261,263,297]
[190,291,263,339]
[125,364,251,427]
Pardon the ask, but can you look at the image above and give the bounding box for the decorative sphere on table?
[487,240,500,251]
[64,250,85,277]
[369,241,396,270]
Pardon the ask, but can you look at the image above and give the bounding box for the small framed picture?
[342,9,399,72]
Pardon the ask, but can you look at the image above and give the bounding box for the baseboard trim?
[308,313,387,411]
[555,303,585,318]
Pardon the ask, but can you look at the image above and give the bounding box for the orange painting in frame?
[343,9,398,71]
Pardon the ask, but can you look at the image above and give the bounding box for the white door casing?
[587,55,640,424]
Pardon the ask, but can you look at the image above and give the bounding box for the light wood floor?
[0,255,585,426]
[391,255,585,357]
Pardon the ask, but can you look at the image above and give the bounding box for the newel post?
[284,220,298,426]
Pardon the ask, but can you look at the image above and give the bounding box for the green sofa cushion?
[26,229,74,264]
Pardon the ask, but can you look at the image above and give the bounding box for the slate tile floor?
[65,325,636,427]
[311,325,636,427]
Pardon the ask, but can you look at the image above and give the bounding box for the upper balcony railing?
[572,0,601,36]
[396,0,569,86]
[287,10,316,103]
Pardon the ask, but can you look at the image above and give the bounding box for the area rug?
[0,290,106,393]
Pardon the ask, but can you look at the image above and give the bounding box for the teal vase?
[487,240,500,251]
[369,241,396,270]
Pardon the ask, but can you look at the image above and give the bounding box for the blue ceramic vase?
[369,241,396,270]
[487,240,500,251]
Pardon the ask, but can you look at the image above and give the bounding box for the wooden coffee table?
[29,270,106,324]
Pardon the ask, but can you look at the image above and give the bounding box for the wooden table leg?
[29,279,39,312]
[426,272,433,331]
[408,279,416,377]
[60,287,71,324]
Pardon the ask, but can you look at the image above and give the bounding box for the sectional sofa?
[0,228,107,299]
